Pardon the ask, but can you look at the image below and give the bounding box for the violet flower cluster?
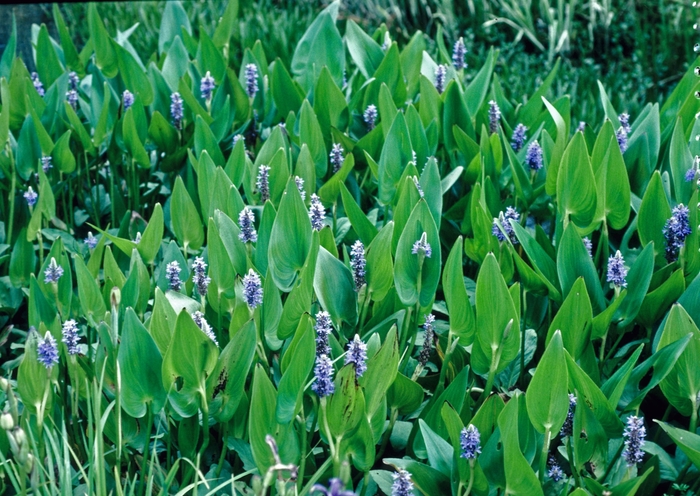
[492,207,520,244]
[242,269,263,309]
[350,240,366,290]
[412,232,432,258]
[663,204,691,263]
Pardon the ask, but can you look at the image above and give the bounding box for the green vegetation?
[0,0,699,495]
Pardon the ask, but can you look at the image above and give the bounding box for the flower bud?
[0,412,14,430]
[110,286,121,309]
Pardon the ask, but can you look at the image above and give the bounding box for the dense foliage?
[1,1,700,495]
[42,0,697,126]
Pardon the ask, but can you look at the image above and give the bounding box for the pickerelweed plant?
[1,1,700,495]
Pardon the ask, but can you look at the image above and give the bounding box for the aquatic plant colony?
[1,1,700,494]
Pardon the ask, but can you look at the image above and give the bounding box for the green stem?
[566,437,581,488]
[356,289,371,335]
[690,395,699,434]
[599,441,625,483]
[676,460,693,486]
[199,389,210,460]
[603,325,627,363]
[464,459,475,496]
[538,428,551,485]
[375,408,398,462]
[93,154,101,227]
[7,153,16,245]
[214,422,228,478]
[37,230,44,268]
[110,162,116,226]
[298,457,333,496]
[296,413,307,492]
[519,287,527,389]
[139,404,153,496]
[358,472,370,496]
[476,346,502,408]
[115,360,123,465]
[398,306,414,361]
[319,398,336,463]
[402,302,422,371]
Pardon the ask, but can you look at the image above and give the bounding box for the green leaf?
[170,176,204,251]
[511,222,561,301]
[557,224,606,313]
[378,112,414,205]
[620,333,689,411]
[543,97,568,196]
[314,66,348,142]
[123,108,150,167]
[472,253,520,375]
[363,43,406,108]
[565,351,624,436]
[137,203,164,265]
[526,330,568,435]
[207,320,256,423]
[518,59,560,126]
[463,47,496,117]
[212,0,239,48]
[637,269,685,328]
[148,111,178,154]
[52,131,76,173]
[161,311,219,417]
[249,364,279,475]
[546,278,592,360]
[271,59,304,117]
[114,42,153,106]
[556,132,597,227]
[278,234,318,340]
[17,331,54,416]
[276,315,315,424]
[394,201,441,307]
[0,14,16,80]
[213,210,247,277]
[299,100,327,177]
[442,80,474,151]
[498,394,543,496]
[387,372,424,415]
[88,4,118,77]
[655,421,700,469]
[327,365,365,438]
[339,182,378,245]
[344,19,384,78]
[418,419,453,477]
[74,254,106,325]
[365,222,394,302]
[36,24,63,88]
[314,247,358,327]
[291,4,344,91]
[158,1,191,54]
[9,228,35,288]
[150,288,177,355]
[360,325,399,417]
[637,171,671,261]
[657,304,700,416]
[269,179,312,291]
[162,37,190,91]
[194,115,225,166]
[591,121,631,229]
[443,236,475,345]
[615,242,654,327]
[119,308,166,417]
